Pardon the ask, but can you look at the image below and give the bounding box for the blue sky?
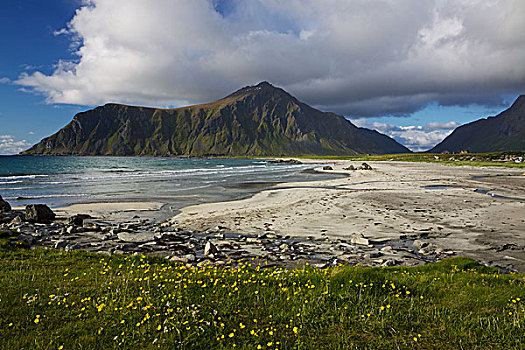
[1,0,524,154]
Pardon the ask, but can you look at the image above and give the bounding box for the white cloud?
[351,119,457,152]
[14,0,525,116]
[0,77,11,84]
[0,135,31,155]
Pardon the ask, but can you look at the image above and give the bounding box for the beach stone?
[381,259,397,267]
[204,241,219,257]
[343,165,356,171]
[0,195,11,213]
[68,215,86,226]
[10,215,22,225]
[350,234,370,246]
[25,204,55,223]
[358,162,372,170]
[322,166,333,171]
[413,240,428,250]
[170,254,196,263]
[54,240,68,249]
[83,222,101,231]
[117,231,154,244]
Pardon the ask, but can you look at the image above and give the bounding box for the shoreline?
[2,159,524,271]
[169,159,525,271]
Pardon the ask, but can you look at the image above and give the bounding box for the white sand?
[171,160,525,269]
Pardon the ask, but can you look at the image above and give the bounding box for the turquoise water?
[0,156,339,219]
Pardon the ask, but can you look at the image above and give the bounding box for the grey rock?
[117,231,154,244]
[83,222,101,231]
[322,166,333,170]
[54,240,68,249]
[0,195,11,213]
[170,254,196,263]
[204,241,219,257]
[413,240,428,250]
[359,162,372,170]
[418,246,435,255]
[68,215,89,226]
[10,215,22,225]
[343,165,356,171]
[25,204,55,223]
[381,259,397,267]
[350,234,369,246]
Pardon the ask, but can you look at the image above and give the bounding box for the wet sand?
[170,161,525,271]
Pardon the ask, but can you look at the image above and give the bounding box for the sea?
[0,156,340,220]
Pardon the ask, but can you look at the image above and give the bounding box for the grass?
[299,151,525,168]
[0,239,524,349]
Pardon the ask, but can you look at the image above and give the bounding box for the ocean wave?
[5,194,89,200]
[0,180,24,185]
[0,174,49,180]
[76,165,277,181]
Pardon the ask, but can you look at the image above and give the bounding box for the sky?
[1,0,524,154]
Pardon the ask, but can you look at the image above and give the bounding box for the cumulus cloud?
[0,135,31,155]
[351,119,457,152]
[15,0,525,116]
[0,77,11,84]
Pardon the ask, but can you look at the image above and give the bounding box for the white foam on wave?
[1,174,48,180]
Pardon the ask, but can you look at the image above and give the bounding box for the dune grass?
[0,236,524,349]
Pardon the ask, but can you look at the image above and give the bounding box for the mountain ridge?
[429,95,525,153]
[23,82,411,156]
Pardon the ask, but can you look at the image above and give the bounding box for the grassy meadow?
[1,234,524,349]
[302,151,525,168]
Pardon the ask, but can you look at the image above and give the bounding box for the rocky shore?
[1,160,524,271]
[0,199,454,270]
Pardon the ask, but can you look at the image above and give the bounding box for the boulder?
[68,214,90,227]
[343,165,356,171]
[322,166,333,171]
[0,195,11,213]
[25,204,55,223]
[358,162,373,170]
[204,241,220,257]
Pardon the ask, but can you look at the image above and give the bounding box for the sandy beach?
[170,160,525,271]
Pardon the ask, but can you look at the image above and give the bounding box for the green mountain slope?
[23,82,410,156]
[430,96,525,153]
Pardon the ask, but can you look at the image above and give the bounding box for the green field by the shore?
[297,151,525,168]
[1,235,524,349]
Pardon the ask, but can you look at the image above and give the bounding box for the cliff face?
[24,82,410,156]
[430,96,525,153]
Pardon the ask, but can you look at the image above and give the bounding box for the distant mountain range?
[430,95,525,153]
[23,82,410,156]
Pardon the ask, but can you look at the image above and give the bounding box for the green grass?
[1,242,524,349]
[299,151,525,168]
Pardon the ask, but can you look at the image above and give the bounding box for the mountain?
[429,96,525,153]
[23,82,410,156]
